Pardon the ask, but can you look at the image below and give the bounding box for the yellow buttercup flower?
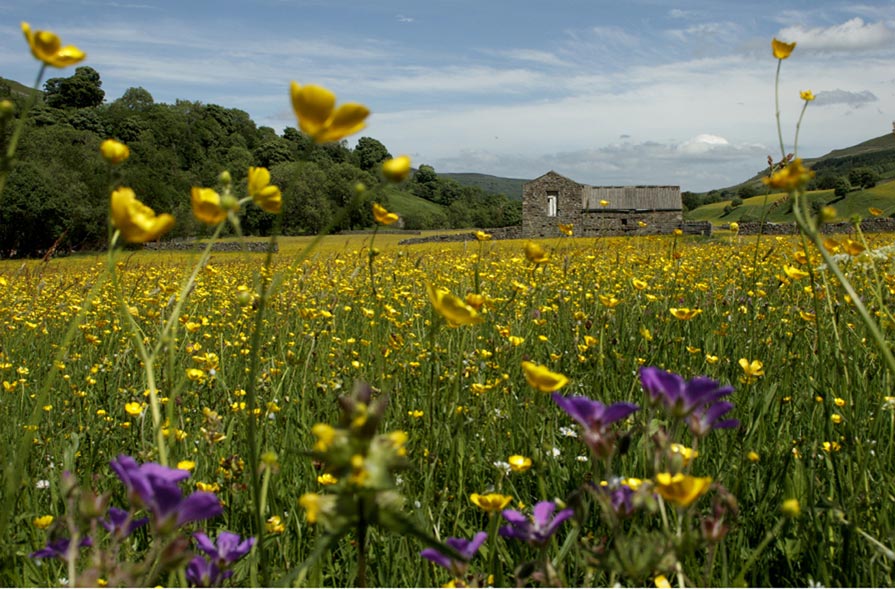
[772,38,796,60]
[800,89,815,101]
[869,207,884,217]
[124,402,143,416]
[521,361,569,393]
[783,264,809,280]
[266,514,285,534]
[524,241,549,264]
[762,158,814,192]
[427,284,484,326]
[507,455,532,472]
[177,460,196,471]
[382,155,412,183]
[842,239,865,256]
[632,278,648,290]
[21,22,85,68]
[110,187,175,243]
[670,308,702,320]
[33,515,54,529]
[558,223,574,236]
[191,187,228,225]
[475,231,492,241]
[654,472,712,508]
[781,498,801,518]
[247,167,282,214]
[372,202,399,225]
[290,82,370,143]
[599,199,609,207]
[729,221,739,233]
[100,139,130,165]
[739,358,764,378]
[470,492,513,512]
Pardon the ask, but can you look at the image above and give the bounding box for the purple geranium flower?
[552,393,639,458]
[499,501,573,546]
[420,531,487,576]
[689,400,739,436]
[30,536,92,560]
[101,506,148,539]
[639,367,739,436]
[194,531,255,568]
[110,455,222,533]
[186,555,228,588]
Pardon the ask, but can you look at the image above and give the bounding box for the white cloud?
[778,18,895,52]
[494,49,570,68]
[813,89,878,107]
[396,14,414,23]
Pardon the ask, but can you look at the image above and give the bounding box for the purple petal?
[639,367,685,402]
[142,463,191,485]
[500,509,529,526]
[194,532,217,558]
[600,402,640,425]
[420,547,453,570]
[465,531,488,557]
[542,508,574,537]
[552,393,602,428]
[532,501,556,528]
[176,492,223,527]
[499,524,529,541]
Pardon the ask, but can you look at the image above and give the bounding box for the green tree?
[354,137,391,172]
[44,66,105,109]
[114,87,155,111]
[848,167,879,189]
[834,177,851,198]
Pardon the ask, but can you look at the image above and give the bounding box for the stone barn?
[522,171,686,237]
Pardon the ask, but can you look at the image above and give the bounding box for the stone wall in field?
[143,240,277,252]
[734,218,895,235]
[397,226,523,246]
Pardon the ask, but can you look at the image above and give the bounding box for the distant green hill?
[713,133,895,196]
[686,179,895,224]
[0,76,41,98]
[441,172,528,200]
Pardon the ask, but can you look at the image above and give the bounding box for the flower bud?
[0,100,15,119]
[218,170,232,186]
[100,139,130,165]
[819,206,836,223]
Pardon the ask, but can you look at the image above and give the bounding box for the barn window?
[547,192,558,217]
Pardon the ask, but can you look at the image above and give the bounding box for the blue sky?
[2,1,894,191]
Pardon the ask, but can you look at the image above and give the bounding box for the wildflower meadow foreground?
[2,22,895,589]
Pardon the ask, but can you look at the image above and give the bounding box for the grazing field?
[5,231,895,587]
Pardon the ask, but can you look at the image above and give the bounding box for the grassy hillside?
[0,76,41,98]
[686,178,895,224]
[714,133,895,196]
[441,172,528,200]
[381,185,448,228]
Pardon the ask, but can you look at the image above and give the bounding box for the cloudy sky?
[2,1,893,191]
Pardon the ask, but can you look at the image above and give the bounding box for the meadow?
[3,229,895,587]
[5,23,895,589]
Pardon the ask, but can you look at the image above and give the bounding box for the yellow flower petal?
[100,139,129,165]
[469,492,513,512]
[372,202,399,225]
[191,187,228,225]
[290,82,370,143]
[524,241,549,264]
[21,22,85,68]
[382,155,412,183]
[247,166,282,213]
[110,187,175,243]
[521,361,569,393]
[654,472,712,508]
[427,284,483,326]
[772,38,796,60]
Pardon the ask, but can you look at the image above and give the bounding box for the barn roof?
[581,185,681,211]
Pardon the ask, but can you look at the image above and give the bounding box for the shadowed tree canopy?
[44,66,105,109]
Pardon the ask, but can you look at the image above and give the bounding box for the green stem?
[733,518,786,586]
[774,59,786,160]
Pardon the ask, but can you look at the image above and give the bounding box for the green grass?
[686,179,895,224]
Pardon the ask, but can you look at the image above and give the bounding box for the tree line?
[0,67,520,257]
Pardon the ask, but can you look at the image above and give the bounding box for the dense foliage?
[0,71,520,257]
